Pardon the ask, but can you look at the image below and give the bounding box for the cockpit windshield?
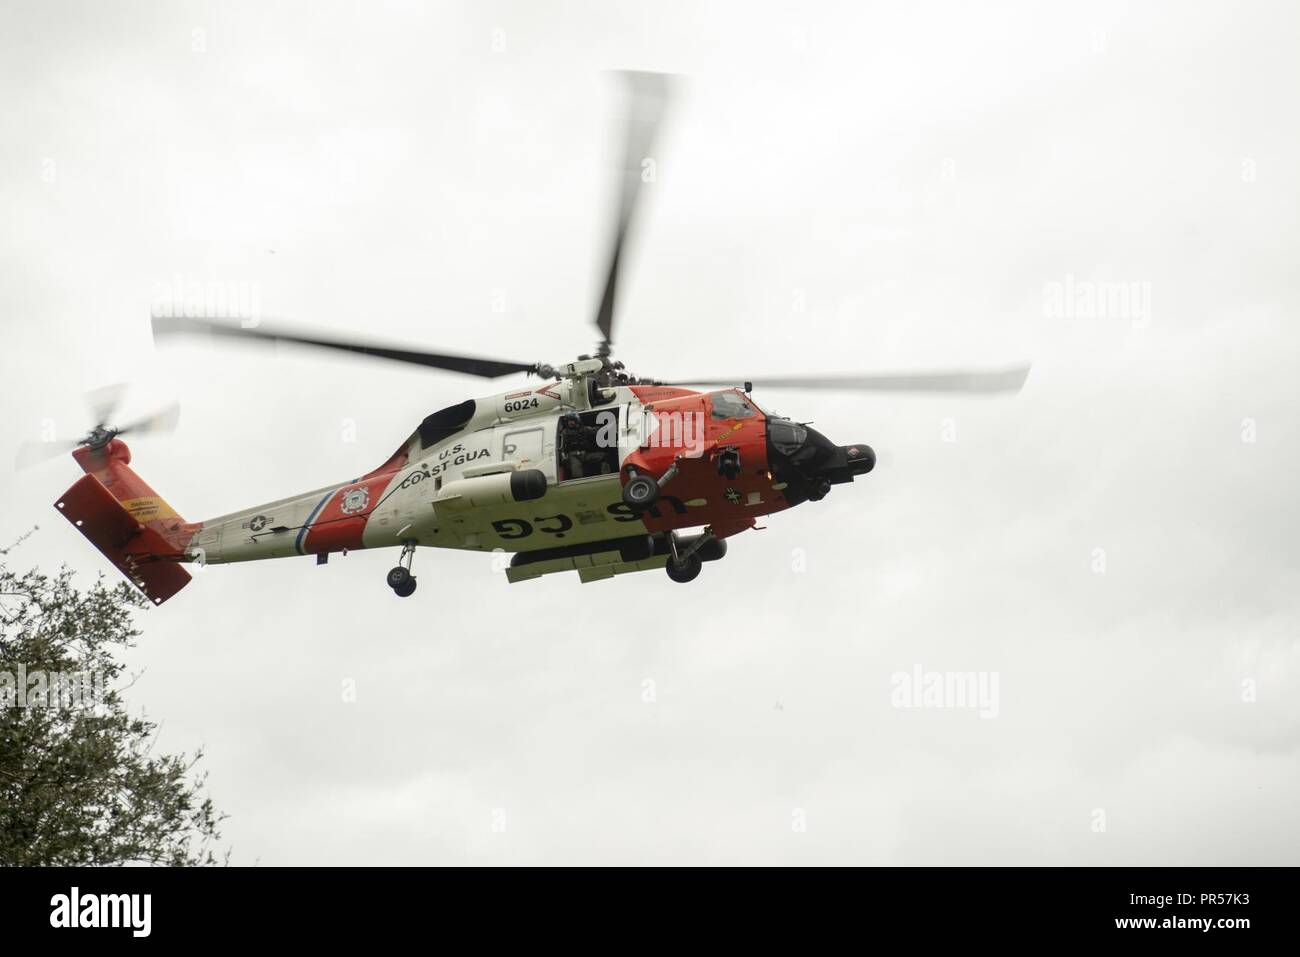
[709,390,756,420]
[767,418,808,456]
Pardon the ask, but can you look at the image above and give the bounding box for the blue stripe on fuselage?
[295,489,337,555]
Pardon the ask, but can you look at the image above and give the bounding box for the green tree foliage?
[0,551,224,866]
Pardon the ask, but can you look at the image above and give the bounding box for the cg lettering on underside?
[490,499,690,541]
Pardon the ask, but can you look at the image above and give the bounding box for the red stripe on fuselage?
[300,472,399,554]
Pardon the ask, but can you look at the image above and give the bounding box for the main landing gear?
[620,448,745,510]
[666,551,702,583]
[664,529,725,584]
[621,455,682,511]
[387,540,418,598]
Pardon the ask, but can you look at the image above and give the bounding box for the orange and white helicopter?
[31,73,1027,603]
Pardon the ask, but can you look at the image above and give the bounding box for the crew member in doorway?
[561,411,606,479]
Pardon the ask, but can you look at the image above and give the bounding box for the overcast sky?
[1,0,1297,864]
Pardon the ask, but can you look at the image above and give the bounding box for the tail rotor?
[15,384,179,470]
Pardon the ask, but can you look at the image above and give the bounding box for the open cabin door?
[555,408,623,482]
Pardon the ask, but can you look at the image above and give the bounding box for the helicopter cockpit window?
[767,418,808,457]
[709,390,756,420]
[418,399,476,449]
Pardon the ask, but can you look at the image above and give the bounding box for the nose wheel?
[387,541,418,597]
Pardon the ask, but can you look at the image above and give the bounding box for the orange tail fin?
[55,439,198,605]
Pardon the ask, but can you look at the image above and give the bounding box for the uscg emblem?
[340,487,370,515]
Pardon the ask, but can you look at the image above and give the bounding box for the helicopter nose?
[844,443,875,474]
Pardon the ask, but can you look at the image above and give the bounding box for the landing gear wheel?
[666,553,702,583]
[387,566,412,589]
[622,472,659,509]
[698,537,727,562]
[393,577,417,598]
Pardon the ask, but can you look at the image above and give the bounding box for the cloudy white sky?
[1,0,1297,864]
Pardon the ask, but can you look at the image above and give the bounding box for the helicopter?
[35,72,1028,603]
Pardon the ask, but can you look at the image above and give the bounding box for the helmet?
[561,411,581,429]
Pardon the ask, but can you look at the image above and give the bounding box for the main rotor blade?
[664,365,1031,395]
[15,439,80,470]
[152,317,540,379]
[117,401,180,438]
[593,71,674,358]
